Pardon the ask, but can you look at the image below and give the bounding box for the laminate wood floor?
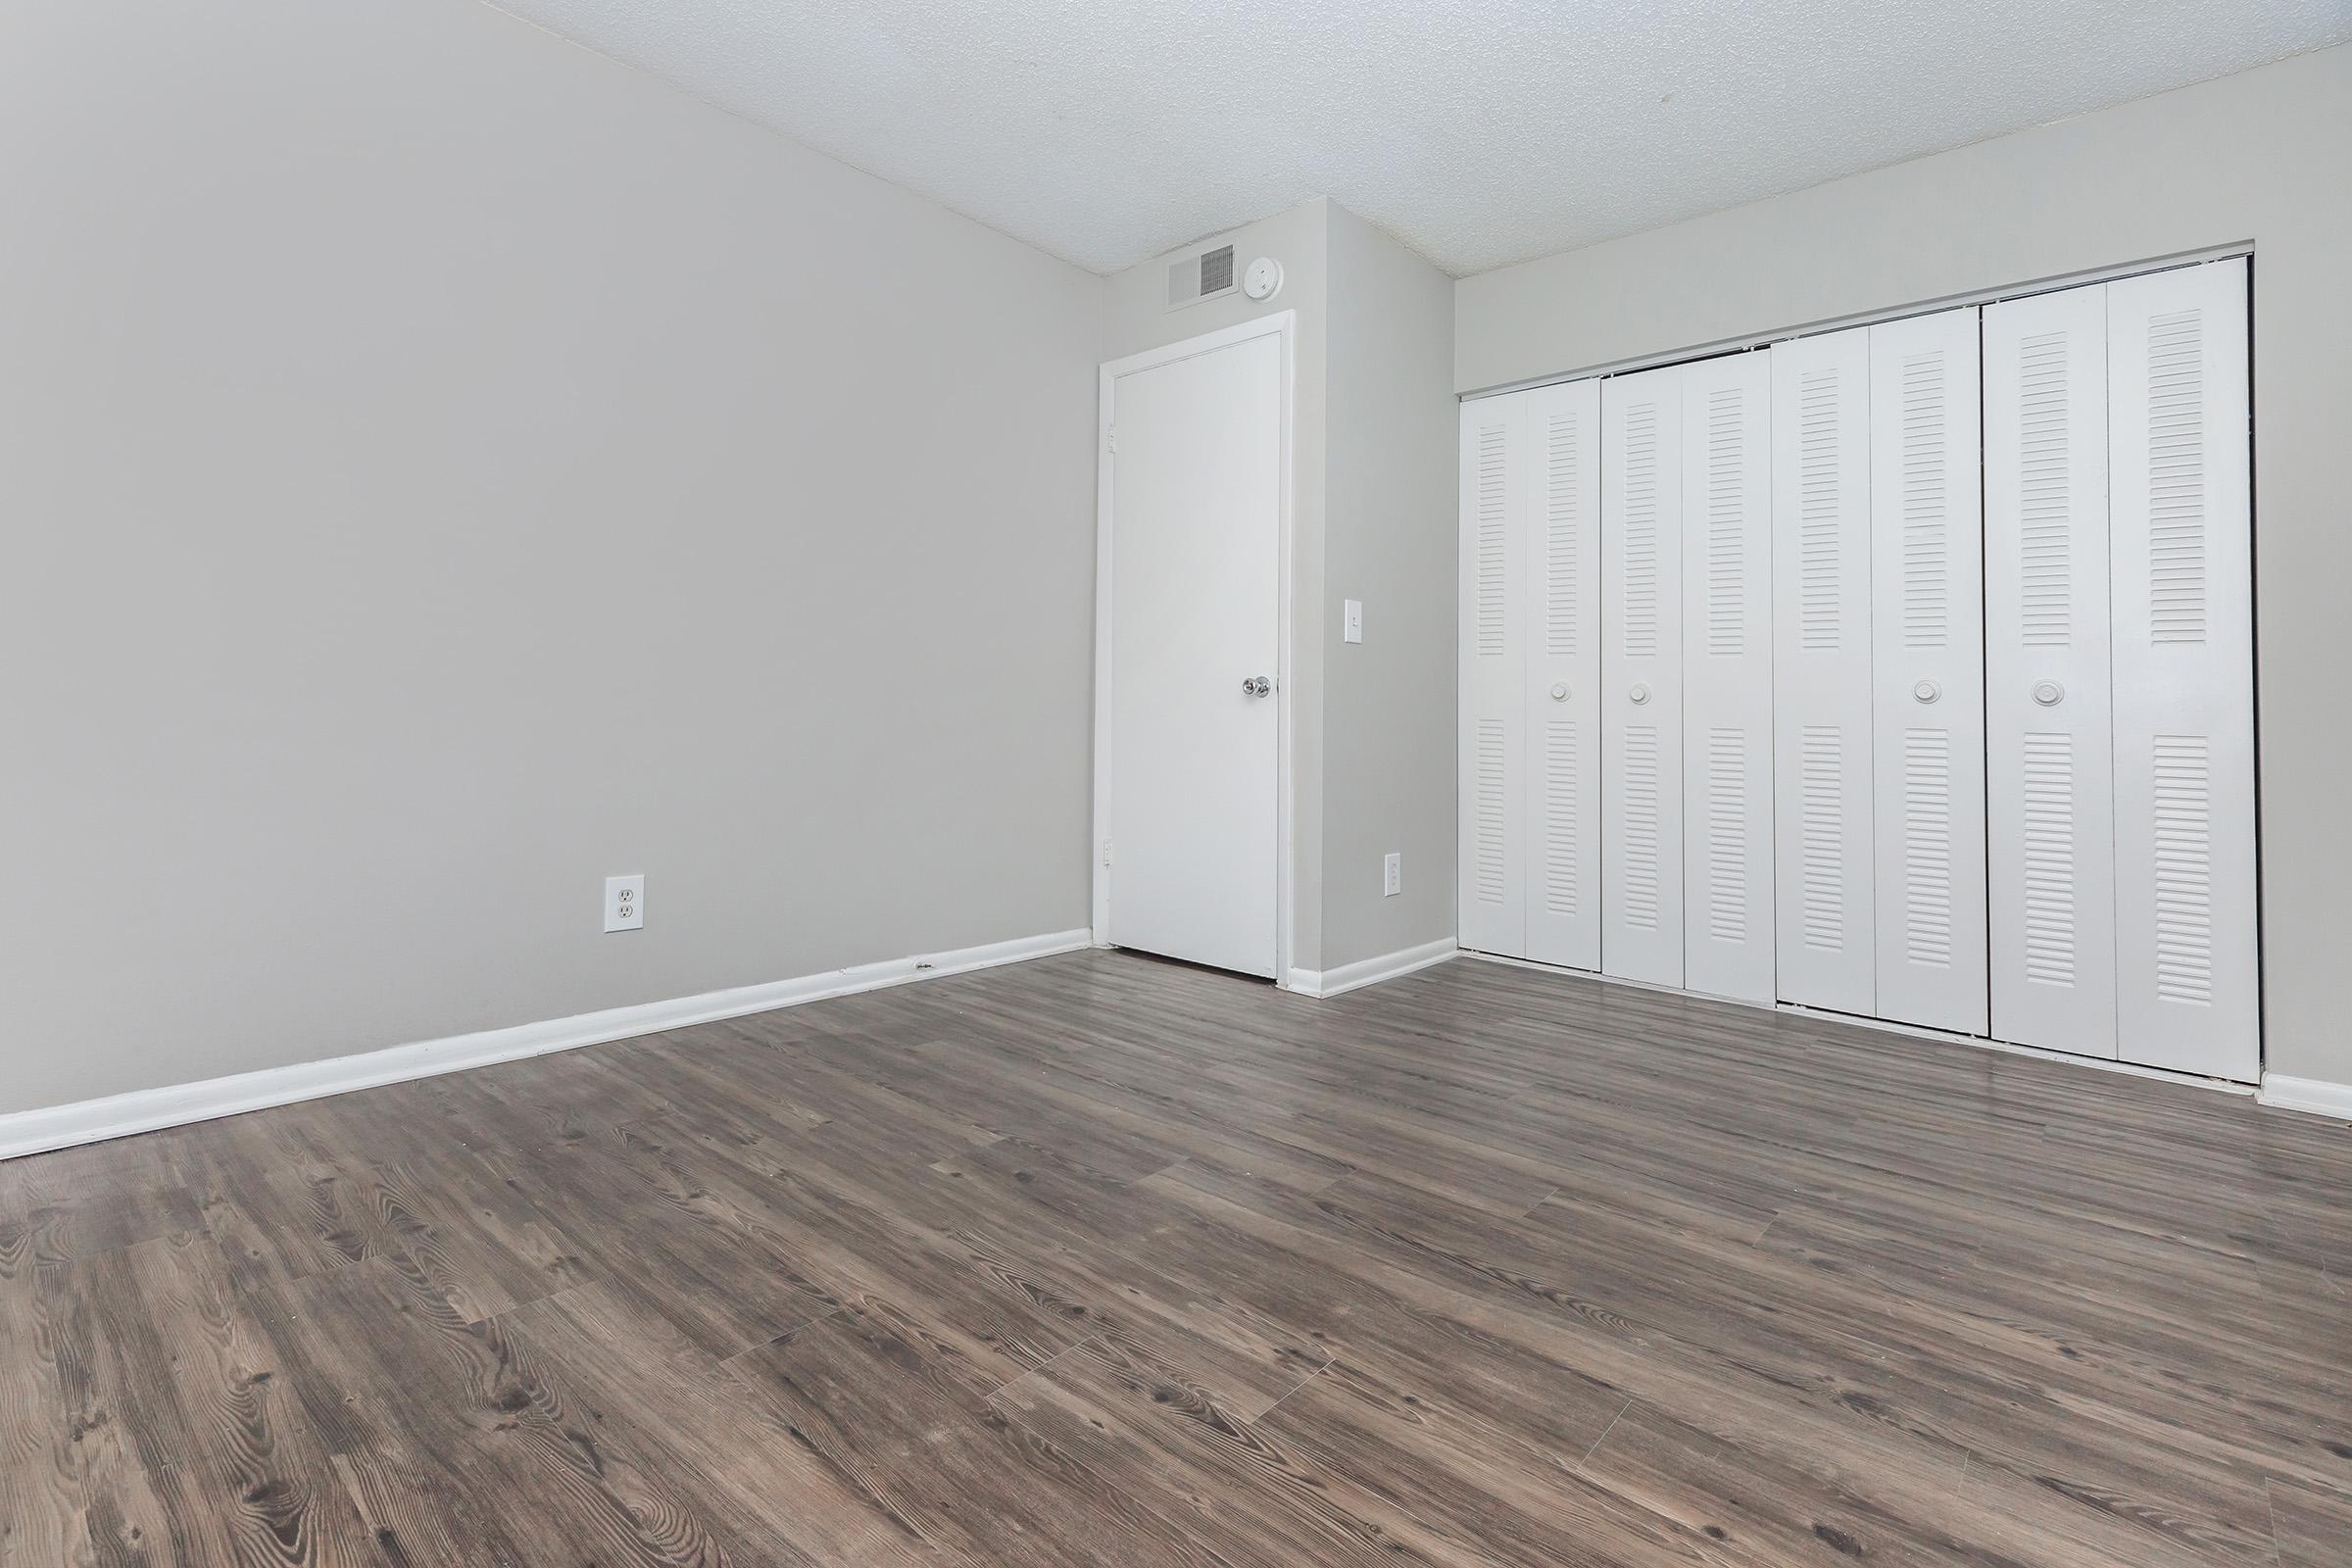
[5,951,2349,1566]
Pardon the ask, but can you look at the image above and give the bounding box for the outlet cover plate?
[605,874,645,932]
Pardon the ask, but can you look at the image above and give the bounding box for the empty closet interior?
[1457,256,2257,1082]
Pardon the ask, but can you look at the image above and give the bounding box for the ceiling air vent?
[1166,244,1238,311]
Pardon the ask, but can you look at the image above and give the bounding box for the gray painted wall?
[0,0,1102,1114]
[1457,44,2352,1085]
[1102,200,1458,978]
[1323,206,1458,971]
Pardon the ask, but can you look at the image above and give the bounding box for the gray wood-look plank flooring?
[3,949,2348,1565]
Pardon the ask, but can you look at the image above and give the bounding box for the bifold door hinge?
[1102,838,1113,866]
[1105,425,1117,454]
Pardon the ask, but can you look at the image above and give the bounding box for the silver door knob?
[1549,682,1570,702]
[1629,682,1650,706]
[1243,675,1272,698]
[2032,680,2065,707]
[1913,679,1941,705]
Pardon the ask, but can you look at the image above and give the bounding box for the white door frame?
[1093,311,1297,984]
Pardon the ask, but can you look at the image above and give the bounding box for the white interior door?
[1770,327,1875,1013]
[1103,330,1282,977]
[1870,307,1988,1036]
[1602,365,1685,986]
[1985,284,2116,1056]
[1524,380,1602,970]
[2107,259,2259,1080]
[1459,392,1529,958]
[1681,352,1777,1003]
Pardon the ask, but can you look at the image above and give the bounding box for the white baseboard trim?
[0,927,1093,1162]
[1287,938,1458,1000]
[2257,1074,2352,1122]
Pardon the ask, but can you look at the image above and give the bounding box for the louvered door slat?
[2108,259,2257,1080]
[1985,285,2117,1057]
[1524,379,1602,970]
[1679,354,1776,1003]
[1459,395,1528,958]
[1870,307,1988,1035]
[1602,365,1685,986]
[1770,327,1874,1013]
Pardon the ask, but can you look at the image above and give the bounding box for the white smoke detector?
[1243,256,1284,301]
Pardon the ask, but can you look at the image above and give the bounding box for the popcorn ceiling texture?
[488,0,2352,275]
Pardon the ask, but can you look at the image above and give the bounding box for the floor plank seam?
[1130,1155,1195,1190]
[1245,1355,1333,1426]
[717,1303,846,1367]
[983,1331,1101,1404]
[1512,1184,1561,1221]
[1574,1394,1634,1470]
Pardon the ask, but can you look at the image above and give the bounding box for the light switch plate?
[1344,600,1363,644]
[605,874,644,932]
[1383,853,1401,898]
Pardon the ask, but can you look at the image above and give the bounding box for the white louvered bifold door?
[1601,365,1686,986]
[1769,328,1874,1013]
[1985,285,2117,1057]
[1870,307,1989,1036]
[1459,393,1529,958]
[2107,260,2258,1081]
[1524,379,1603,970]
[1681,353,1777,1003]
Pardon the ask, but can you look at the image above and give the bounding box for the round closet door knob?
[1913,679,1941,705]
[1549,682,1570,702]
[1628,682,1651,706]
[2032,680,2065,707]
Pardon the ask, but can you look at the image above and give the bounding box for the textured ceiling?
[488,0,2352,275]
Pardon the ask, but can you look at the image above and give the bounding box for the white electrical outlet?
[1344,599,1363,644]
[1383,853,1401,898]
[605,874,644,932]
